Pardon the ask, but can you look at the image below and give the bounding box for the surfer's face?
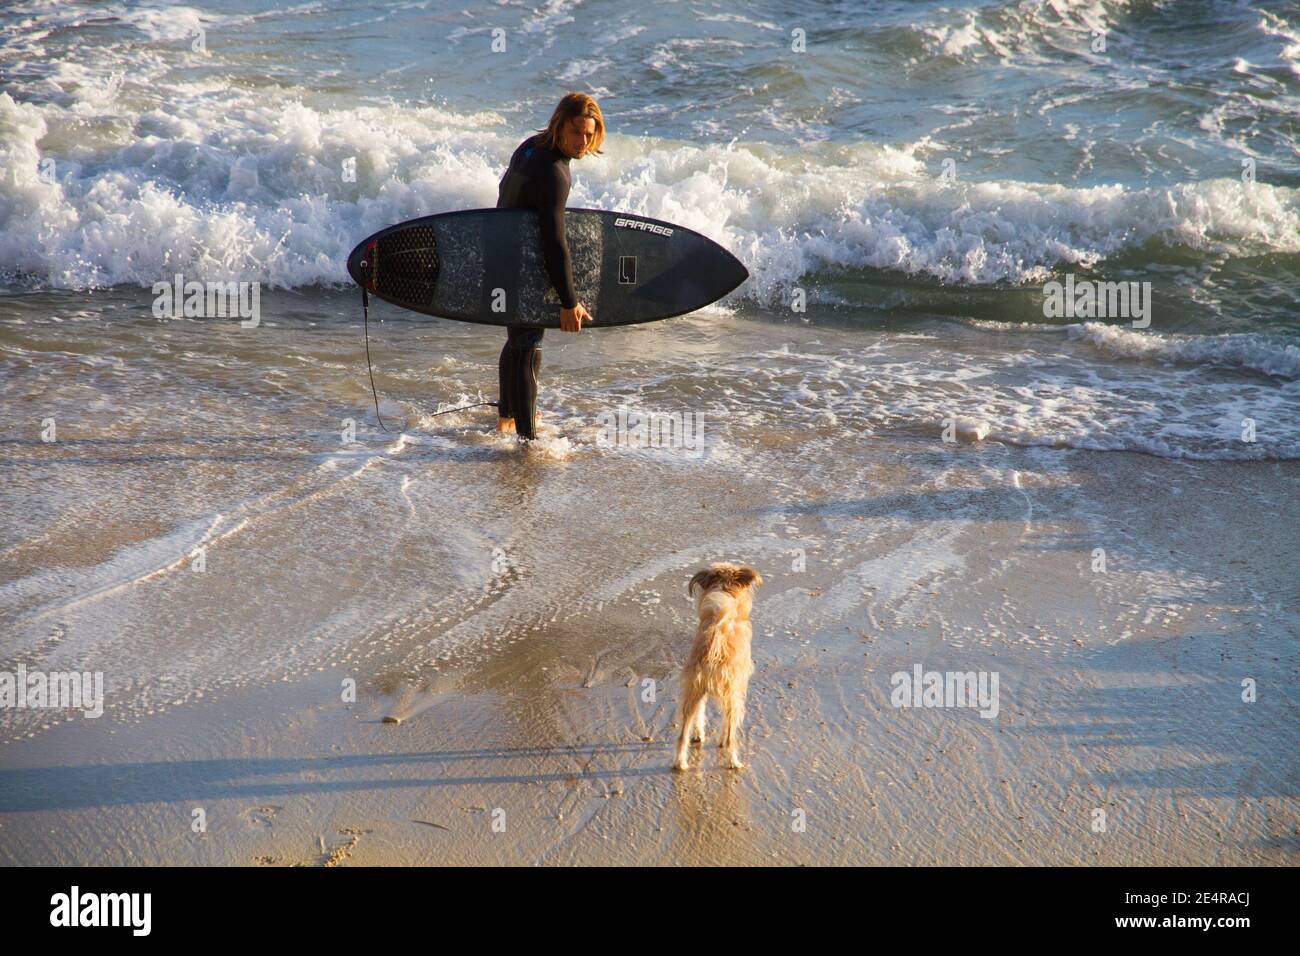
[560,117,597,158]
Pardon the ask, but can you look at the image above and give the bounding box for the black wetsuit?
[495,133,577,438]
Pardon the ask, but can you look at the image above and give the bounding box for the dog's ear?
[688,568,713,599]
[736,566,762,589]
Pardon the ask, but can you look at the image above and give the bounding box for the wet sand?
[2,447,1295,866]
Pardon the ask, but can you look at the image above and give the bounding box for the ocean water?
[3,0,1298,440]
[1,0,1299,736]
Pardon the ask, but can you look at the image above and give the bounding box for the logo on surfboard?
[618,256,637,284]
[614,217,673,236]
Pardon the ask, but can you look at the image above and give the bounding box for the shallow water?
[2,1,1299,737]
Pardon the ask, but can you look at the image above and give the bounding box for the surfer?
[495,92,604,439]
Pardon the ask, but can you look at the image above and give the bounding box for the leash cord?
[362,287,498,428]
[426,401,500,417]
[362,286,393,433]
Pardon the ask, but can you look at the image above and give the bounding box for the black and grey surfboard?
[346,207,747,327]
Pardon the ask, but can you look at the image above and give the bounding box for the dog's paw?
[672,759,690,772]
[724,755,745,771]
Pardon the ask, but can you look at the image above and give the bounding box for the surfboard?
[346,208,748,327]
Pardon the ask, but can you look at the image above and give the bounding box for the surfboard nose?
[719,248,749,297]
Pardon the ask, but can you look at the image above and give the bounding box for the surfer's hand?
[560,303,590,332]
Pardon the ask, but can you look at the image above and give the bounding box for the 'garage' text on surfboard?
[614,217,674,236]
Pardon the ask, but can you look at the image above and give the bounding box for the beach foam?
[2,86,1297,296]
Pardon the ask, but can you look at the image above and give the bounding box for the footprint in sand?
[320,827,371,867]
[243,805,283,828]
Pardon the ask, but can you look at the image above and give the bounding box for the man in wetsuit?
[495,92,604,439]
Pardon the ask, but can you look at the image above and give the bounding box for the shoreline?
[2,448,1295,866]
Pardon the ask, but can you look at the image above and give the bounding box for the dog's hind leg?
[691,702,707,744]
[721,696,746,770]
[674,685,707,771]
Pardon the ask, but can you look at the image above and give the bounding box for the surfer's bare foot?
[496,417,516,434]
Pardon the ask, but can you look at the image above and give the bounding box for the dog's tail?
[696,592,739,668]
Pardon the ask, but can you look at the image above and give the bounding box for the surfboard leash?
[427,401,500,416]
[361,287,499,430]
[361,286,394,432]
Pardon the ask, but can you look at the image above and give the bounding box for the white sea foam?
[1067,322,1300,379]
[733,333,1300,461]
[1258,9,1300,76]
[917,0,1137,64]
[2,87,1297,297]
[964,318,1300,380]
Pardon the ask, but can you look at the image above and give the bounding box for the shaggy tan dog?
[674,563,763,771]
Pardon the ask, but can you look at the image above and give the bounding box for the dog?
[674,562,763,771]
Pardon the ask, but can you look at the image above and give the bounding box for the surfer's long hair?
[536,92,605,155]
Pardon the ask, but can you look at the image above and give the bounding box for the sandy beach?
[3,422,1295,865]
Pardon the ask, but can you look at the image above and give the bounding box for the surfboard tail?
[348,238,378,292]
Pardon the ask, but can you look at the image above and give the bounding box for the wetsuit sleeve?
[536,163,579,310]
